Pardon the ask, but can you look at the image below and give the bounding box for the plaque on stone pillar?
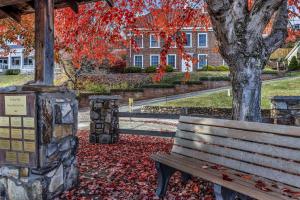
[0,93,38,168]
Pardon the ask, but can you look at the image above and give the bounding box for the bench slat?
[169,153,300,196]
[179,116,300,136]
[172,145,300,188]
[175,130,300,162]
[152,153,290,200]
[178,123,300,149]
[173,137,300,175]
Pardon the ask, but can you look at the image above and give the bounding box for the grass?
[0,74,34,87]
[0,73,68,88]
[161,76,300,109]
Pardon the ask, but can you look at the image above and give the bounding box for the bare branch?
[264,0,288,53]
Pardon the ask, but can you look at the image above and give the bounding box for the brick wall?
[127,30,225,71]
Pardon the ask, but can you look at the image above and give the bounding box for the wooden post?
[34,0,54,85]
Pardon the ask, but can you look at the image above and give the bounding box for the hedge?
[199,76,231,81]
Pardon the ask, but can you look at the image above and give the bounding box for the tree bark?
[206,0,288,122]
[231,58,262,122]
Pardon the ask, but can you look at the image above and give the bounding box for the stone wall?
[89,96,120,144]
[141,106,272,120]
[78,73,279,108]
[0,86,78,200]
[271,96,300,126]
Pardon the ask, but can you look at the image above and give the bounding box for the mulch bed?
[60,131,214,200]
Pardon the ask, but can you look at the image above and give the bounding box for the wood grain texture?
[179,116,300,136]
[152,153,292,200]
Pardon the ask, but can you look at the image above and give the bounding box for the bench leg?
[181,172,192,183]
[155,162,175,198]
[214,184,251,200]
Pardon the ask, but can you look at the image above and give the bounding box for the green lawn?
[161,76,300,109]
[0,74,34,87]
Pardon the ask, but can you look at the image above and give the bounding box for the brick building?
[126,11,226,72]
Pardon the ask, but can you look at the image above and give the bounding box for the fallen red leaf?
[282,188,300,197]
[255,180,272,192]
[211,165,225,170]
[222,174,233,182]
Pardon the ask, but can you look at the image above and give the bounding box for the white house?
[0,43,35,74]
[286,42,300,64]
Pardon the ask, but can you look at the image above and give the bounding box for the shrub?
[165,65,174,72]
[84,82,109,93]
[144,66,157,73]
[199,76,230,81]
[288,56,299,71]
[200,65,229,71]
[110,60,126,73]
[173,80,203,85]
[142,84,175,88]
[5,69,21,75]
[124,67,143,73]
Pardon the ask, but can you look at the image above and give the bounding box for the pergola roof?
[0,0,113,21]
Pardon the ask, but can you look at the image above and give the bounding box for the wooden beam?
[34,0,54,85]
[0,0,31,7]
[0,7,21,22]
[26,1,35,9]
[66,0,78,13]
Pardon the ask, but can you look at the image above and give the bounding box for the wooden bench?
[151,116,300,200]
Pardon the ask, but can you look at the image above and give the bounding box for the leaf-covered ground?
[61,131,214,200]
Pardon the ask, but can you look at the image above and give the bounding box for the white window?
[24,57,34,66]
[134,55,143,68]
[134,34,143,48]
[11,57,21,66]
[150,54,160,67]
[184,33,192,48]
[167,54,176,68]
[198,54,207,69]
[198,33,208,48]
[150,34,160,48]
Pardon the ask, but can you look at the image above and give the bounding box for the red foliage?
[61,131,214,199]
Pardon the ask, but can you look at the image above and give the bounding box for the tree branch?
[264,0,288,53]
[247,0,284,35]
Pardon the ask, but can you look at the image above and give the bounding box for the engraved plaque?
[0,128,9,138]
[18,153,29,164]
[23,129,35,141]
[0,140,10,150]
[24,142,35,152]
[5,151,17,163]
[11,129,22,139]
[11,117,21,127]
[11,140,23,151]
[5,96,27,116]
[0,92,37,168]
[23,117,35,128]
[0,117,9,126]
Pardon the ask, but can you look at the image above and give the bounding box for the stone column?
[0,86,78,200]
[89,95,121,144]
[271,96,300,126]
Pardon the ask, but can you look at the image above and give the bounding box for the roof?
[0,0,113,21]
[285,41,300,60]
[270,48,293,60]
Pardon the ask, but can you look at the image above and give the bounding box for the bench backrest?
[172,116,300,188]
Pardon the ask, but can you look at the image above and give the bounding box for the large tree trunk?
[206,0,288,122]
[231,58,263,122]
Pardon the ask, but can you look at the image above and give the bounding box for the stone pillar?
[89,95,121,144]
[271,96,300,126]
[0,86,78,200]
